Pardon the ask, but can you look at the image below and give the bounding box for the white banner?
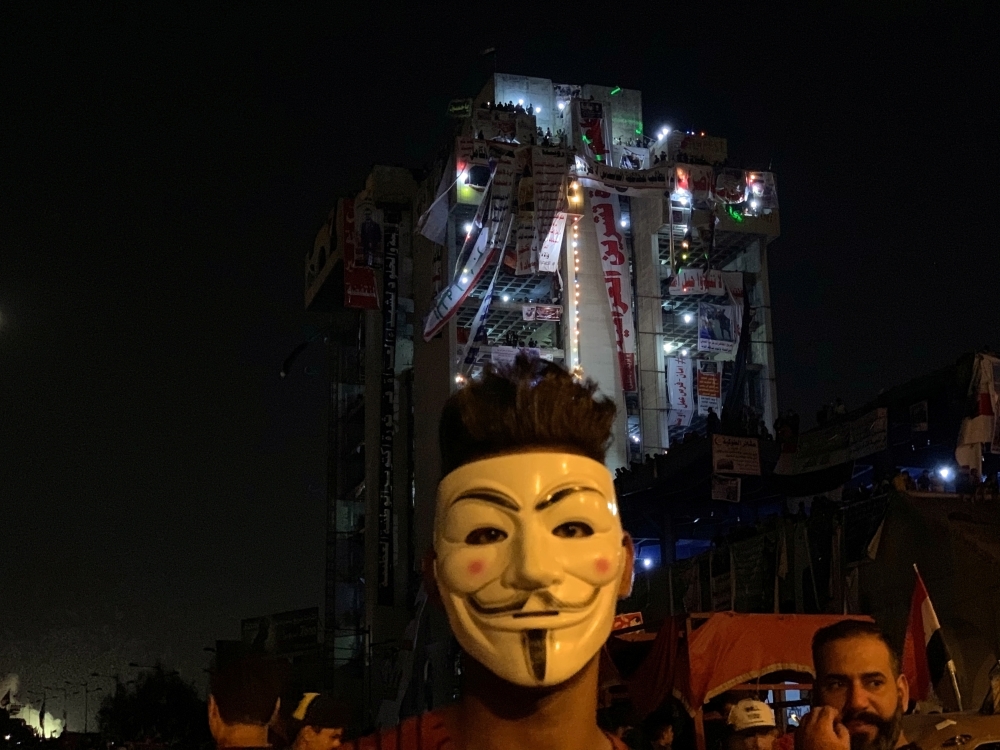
[515,215,535,276]
[578,161,675,195]
[666,356,694,413]
[667,268,727,296]
[423,231,496,341]
[666,409,694,428]
[722,270,745,343]
[538,211,567,273]
[712,435,761,475]
[588,187,637,392]
[532,147,569,265]
[697,302,738,354]
[697,360,723,416]
[460,262,502,367]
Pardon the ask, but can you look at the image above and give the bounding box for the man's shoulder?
[342,710,452,750]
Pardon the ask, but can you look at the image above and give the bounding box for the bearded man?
[344,357,635,750]
[797,621,916,750]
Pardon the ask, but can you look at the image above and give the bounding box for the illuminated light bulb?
[501,294,510,303]
[518,99,524,105]
[663,342,675,353]
[750,199,759,209]
[464,223,473,233]
[700,131,705,136]
[558,101,565,110]
[460,276,468,284]
[681,348,689,356]
[572,241,578,248]
[681,240,689,249]
[534,107,541,114]
[620,219,627,227]
[683,313,693,324]
[678,196,689,206]
[643,557,652,568]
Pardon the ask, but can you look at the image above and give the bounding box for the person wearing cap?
[290,693,348,750]
[727,699,780,750]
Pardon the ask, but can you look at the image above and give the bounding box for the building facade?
[303,72,782,725]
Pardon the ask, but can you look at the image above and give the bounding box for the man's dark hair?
[209,649,286,725]
[439,356,617,475]
[812,620,901,678]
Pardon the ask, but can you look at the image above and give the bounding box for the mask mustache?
[469,587,600,615]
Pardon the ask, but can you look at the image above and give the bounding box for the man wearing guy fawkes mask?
[342,356,635,750]
[797,621,918,750]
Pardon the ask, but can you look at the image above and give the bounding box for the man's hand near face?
[796,707,851,750]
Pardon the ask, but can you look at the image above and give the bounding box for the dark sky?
[2,3,997,730]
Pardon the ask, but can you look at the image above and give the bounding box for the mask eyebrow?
[451,489,519,511]
[534,485,601,511]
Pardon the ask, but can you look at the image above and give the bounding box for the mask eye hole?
[552,521,594,538]
[465,527,508,545]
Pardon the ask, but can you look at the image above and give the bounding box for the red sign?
[612,611,644,631]
[339,198,379,310]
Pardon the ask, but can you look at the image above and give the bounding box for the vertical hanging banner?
[697,360,723,416]
[339,198,380,310]
[667,356,694,413]
[531,146,569,263]
[537,211,567,273]
[697,302,738,354]
[588,187,637,392]
[461,263,502,368]
[514,215,536,275]
[423,230,495,340]
[486,150,518,250]
[722,271,746,343]
[377,222,399,606]
[574,100,610,162]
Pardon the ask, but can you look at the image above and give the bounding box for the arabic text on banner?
[588,187,637,392]
[711,475,741,503]
[537,211,567,273]
[712,435,761,475]
[697,360,722,416]
[666,356,694,413]
[531,147,568,265]
[668,268,727,296]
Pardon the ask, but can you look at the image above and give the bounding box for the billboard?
[241,608,319,655]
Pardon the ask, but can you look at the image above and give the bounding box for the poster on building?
[697,302,738,354]
[712,435,761,475]
[667,356,694,413]
[461,264,501,367]
[711,475,741,503]
[588,187,637,392]
[666,131,728,165]
[676,164,715,204]
[471,108,536,144]
[522,304,562,321]
[305,205,337,309]
[574,99,609,161]
[775,408,888,475]
[620,145,648,170]
[241,608,320,655]
[909,401,929,432]
[354,199,383,267]
[537,211,567,273]
[667,408,694,428]
[338,198,380,310]
[714,168,748,204]
[722,271,746,342]
[697,360,722,416]
[669,268,707,295]
[612,611,644,631]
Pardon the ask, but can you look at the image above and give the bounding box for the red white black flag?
[902,566,962,710]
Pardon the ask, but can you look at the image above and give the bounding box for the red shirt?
[343,709,630,750]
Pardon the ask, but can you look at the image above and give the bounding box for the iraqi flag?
[902,567,962,710]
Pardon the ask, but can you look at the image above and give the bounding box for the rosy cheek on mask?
[468,560,485,576]
[594,558,610,574]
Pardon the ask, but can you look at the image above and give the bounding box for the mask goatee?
[524,630,547,682]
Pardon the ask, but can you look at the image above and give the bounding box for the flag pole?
[913,564,964,711]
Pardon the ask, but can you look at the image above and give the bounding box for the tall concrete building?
[303,71,780,726]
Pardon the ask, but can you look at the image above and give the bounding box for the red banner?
[588,188,637,392]
[338,198,379,310]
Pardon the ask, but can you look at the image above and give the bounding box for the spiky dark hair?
[439,356,617,475]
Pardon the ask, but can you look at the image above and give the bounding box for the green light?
[635,128,642,135]
[726,205,745,223]
[610,86,622,96]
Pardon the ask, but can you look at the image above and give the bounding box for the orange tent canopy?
[625,612,873,717]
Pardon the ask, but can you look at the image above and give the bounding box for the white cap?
[727,699,776,732]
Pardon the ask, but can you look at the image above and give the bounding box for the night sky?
[2,4,997,731]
